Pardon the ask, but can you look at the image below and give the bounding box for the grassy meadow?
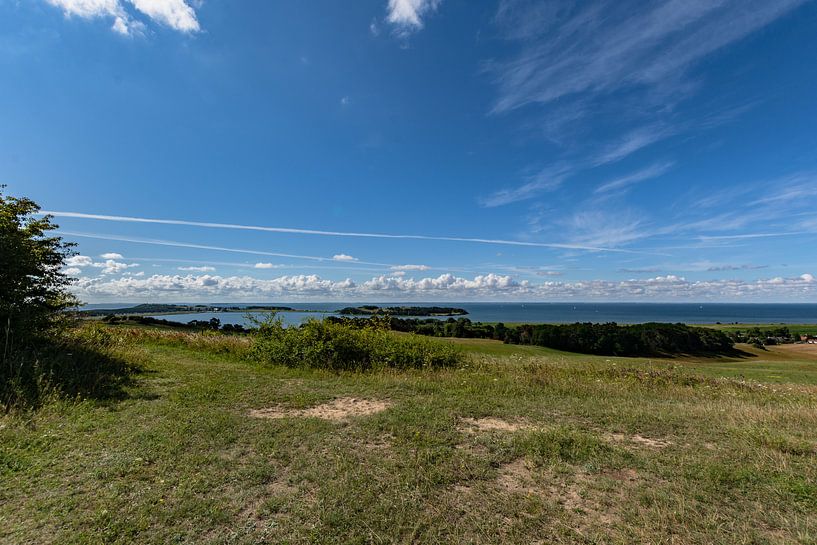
[2,325,817,544]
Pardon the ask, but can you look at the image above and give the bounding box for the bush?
[249,315,462,371]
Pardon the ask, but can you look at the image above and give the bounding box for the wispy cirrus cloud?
[480,163,571,207]
[595,161,674,194]
[482,0,806,212]
[489,0,806,114]
[44,0,200,35]
[391,264,431,271]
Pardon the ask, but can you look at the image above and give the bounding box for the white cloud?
[128,0,200,32]
[480,164,569,207]
[254,262,280,269]
[386,0,441,35]
[66,255,94,267]
[483,0,807,211]
[64,267,83,276]
[66,254,138,274]
[595,162,674,194]
[332,254,358,262]
[44,0,200,34]
[490,0,807,114]
[561,210,648,248]
[47,0,121,19]
[94,259,140,275]
[100,252,124,259]
[391,264,430,271]
[69,271,817,302]
[178,266,215,272]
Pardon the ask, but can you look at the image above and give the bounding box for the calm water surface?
[105,302,817,327]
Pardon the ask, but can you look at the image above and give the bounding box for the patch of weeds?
[698,462,763,495]
[778,476,817,508]
[512,426,626,467]
[597,366,711,388]
[749,430,815,456]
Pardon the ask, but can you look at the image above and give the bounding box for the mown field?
[704,323,817,336]
[2,327,817,544]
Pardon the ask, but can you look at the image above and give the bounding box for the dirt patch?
[460,417,532,434]
[249,397,391,421]
[497,458,538,494]
[495,459,628,527]
[608,432,673,449]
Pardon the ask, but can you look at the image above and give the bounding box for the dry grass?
[2,327,816,544]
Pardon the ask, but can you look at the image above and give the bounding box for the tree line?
[326,316,735,357]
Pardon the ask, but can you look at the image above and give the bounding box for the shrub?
[249,315,462,371]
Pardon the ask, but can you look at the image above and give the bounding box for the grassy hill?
[2,327,816,544]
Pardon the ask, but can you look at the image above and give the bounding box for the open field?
[2,328,817,544]
[703,324,817,335]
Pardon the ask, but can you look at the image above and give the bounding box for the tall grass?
[249,315,463,371]
[1,323,140,411]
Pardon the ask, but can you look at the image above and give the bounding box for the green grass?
[2,327,817,544]
[703,323,817,335]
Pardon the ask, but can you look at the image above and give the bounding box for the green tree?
[1,187,77,362]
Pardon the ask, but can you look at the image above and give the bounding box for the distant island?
[77,304,297,317]
[337,305,468,317]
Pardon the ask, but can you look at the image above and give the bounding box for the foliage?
[79,303,294,317]
[101,314,250,333]
[510,322,734,356]
[1,187,91,408]
[0,187,78,356]
[249,314,462,371]
[337,306,468,316]
[328,316,735,357]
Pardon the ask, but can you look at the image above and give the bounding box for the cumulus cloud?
[64,267,83,276]
[178,266,215,272]
[95,259,139,275]
[65,254,138,274]
[332,254,358,262]
[386,0,441,35]
[66,255,94,268]
[253,262,280,269]
[44,0,200,34]
[69,271,817,302]
[100,252,124,259]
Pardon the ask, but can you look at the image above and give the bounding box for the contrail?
[56,231,475,274]
[43,210,645,254]
[56,231,392,266]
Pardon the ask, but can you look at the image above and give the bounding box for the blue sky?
[3,0,816,302]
